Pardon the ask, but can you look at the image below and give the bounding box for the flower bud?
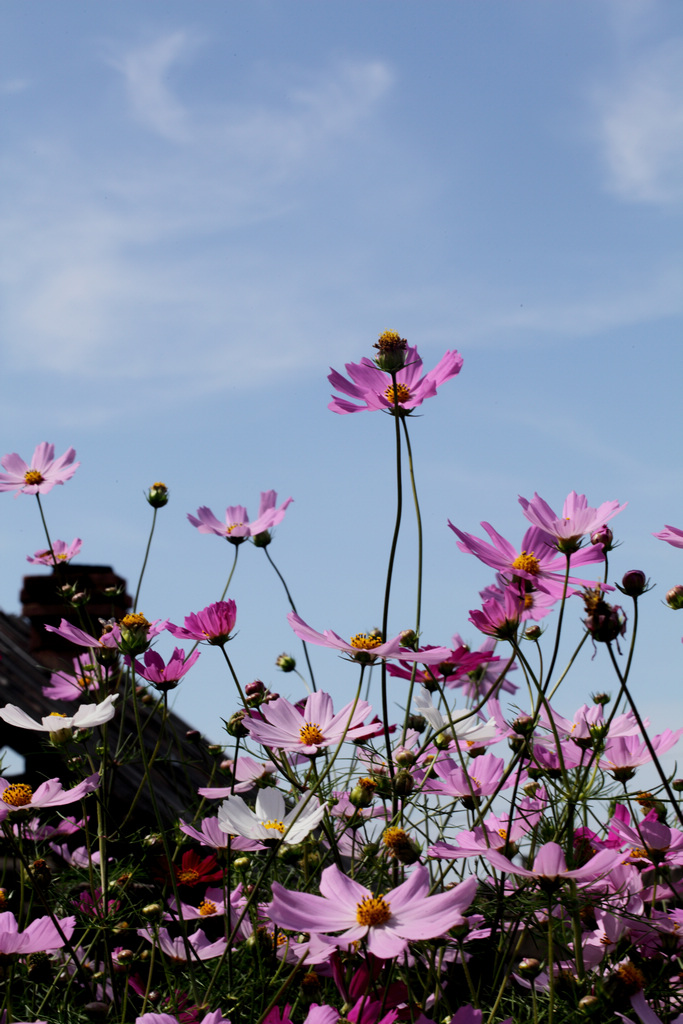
[146,482,169,508]
[226,710,249,738]
[276,653,296,672]
[350,777,377,808]
[592,692,610,706]
[524,625,542,641]
[517,958,541,978]
[619,570,648,597]
[373,330,408,371]
[252,530,272,548]
[406,714,427,733]
[383,826,421,865]
[578,995,601,1016]
[591,524,614,550]
[233,856,250,869]
[394,769,414,796]
[399,629,418,651]
[672,778,683,792]
[27,951,52,983]
[394,746,417,767]
[118,613,151,656]
[246,680,266,697]
[141,903,163,920]
[666,585,683,610]
[582,589,626,643]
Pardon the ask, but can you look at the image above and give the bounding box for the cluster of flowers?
[1,332,683,1024]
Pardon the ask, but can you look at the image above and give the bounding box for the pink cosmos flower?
[198,756,276,797]
[420,752,509,801]
[601,729,683,779]
[518,491,626,552]
[244,690,380,755]
[269,863,477,959]
[0,774,100,822]
[468,585,526,639]
[188,491,292,541]
[450,522,608,597]
[137,926,227,961]
[287,612,452,665]
[178,815,265,852]
[136,1013,231,1024]
[481,840,625,885]
[42,655,101,701]
[653,525,683,549]
[133,647,200,692]
[0,910,75,954]
[0,443,80,497]
[0,694,118,733]
[27,538,82,566]
[328,345,463,415]
[167,601,236,646]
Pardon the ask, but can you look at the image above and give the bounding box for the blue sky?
[1,1,683,755]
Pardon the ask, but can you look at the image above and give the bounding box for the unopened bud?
[252,530,272,548]
[591,525,614,551]
[146,482,169,508]
[518,958,541,978]
[592,692,610,706]
[349,777,377,808]
[619,570,648,597]
[245,679,266,697]
[524,625,542,641]
[394,769,414,796]
[276,653,296,672]
[226,711,249,738]
[406,714,427,733]
[666,586,683,610]
[118,613,151,656]
[141,903,163,920]
[578,995,601,1016]
[399,629,418,651]
[394,746,417,767]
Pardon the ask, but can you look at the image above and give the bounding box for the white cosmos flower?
[0,694,119,732]
[217,787,326,845]
[414,687,499,744]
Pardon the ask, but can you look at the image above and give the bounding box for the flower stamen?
[24,470,44,485]
[511,551,541,576]
[262,819,285,834]
[299,723,325,745]
[349,633,383,651]
[198,900,217,916]
[2,783,33,807]
[383,383,411,405]
[356,894,391,927]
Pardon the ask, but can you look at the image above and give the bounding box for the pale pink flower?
[518,491,626,552]
[244,690,379,755]
[27,538,82,565]
[270,864,477,959]
[653,525,683,549]
[328,345,463,415]
[167,601,236,646]
[0,910,75,953]
[601,730,683,779]
[136,1012,231,1024]
[199,756,276,797]
[0,774,100,822]
[0,443,79,497]
[481,840,625,885]
[137,926,227,961]
[178,816,265,852]
[288,612,452,665]
[188,491,292,541]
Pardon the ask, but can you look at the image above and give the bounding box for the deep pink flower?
[168,602,236,646]
[468,586,526,639]
[270,863,477,959]
[188,491,292,542]
[137,927,227,961]
[518,491,626,552]
[328,345,463,415]
[244,691,380,755]
[136,1013,231,1024]
[288,612,452,665]
[0,774,99,822]
[653,525,683,549]
[449,522,608,596]
[0,910,75,954]
[27,538,82,566]
[601,730,683,779]
[0,443,79,497]
[133,647,200,691]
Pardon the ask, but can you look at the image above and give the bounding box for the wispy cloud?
[109,31,195,142]
[594,36,683,204]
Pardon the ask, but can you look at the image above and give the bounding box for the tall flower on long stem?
[0,443,79,496]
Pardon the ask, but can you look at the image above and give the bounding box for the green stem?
[263,546,317,691]
[219,544,240,601]
[134,507,158,612]
[35,494,57,566]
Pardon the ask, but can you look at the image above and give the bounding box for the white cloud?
[595,37,683,204]
[110,31,195,142]
[0,78,30,96]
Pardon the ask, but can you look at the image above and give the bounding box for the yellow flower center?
[383,827,409,850]
[377,330,404,349]
[0,889,7,910]
[511,551,541,576]
[356,894,392,927]
[299,723,325,745]
[383,383,411,405]
[2,783,33,807]
[24,470,44,485]
[177,868,200,885]
[358,777,377,792]
[48,712,68,718]
[226,522,243,534]
[56,552,68,561]
[120,613,150,629]
[497,828,508,840]
[349,633,383,651]
[199,900,217,916]
[152,482,167,489]
[523,593,535,610]
[630,846,649,860]
[263,820,285,834]
[617,961,645,993]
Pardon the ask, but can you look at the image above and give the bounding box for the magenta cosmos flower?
[0,443,79,496]
[42,654,101,701]
[133,647,200,691]
[450,522,607,597]
[518,491,626,553]
[481,840,625,886]
[136,1011,231,1024]
[168,601,236,646]
[328,345,463,415]
[0,910,75,954]
[244,691,380,755]
[27,538,82,566]
[270,863,477,959]
[288,612,452,665]
[0,774,99,822]
[653,525,683,549]
[188,490,292,542]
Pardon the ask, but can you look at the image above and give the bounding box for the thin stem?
[218,543,240,601]
[262,546,317,691]
[35,494,57,566]
[133,507,158,612]
[400,415,424,745]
